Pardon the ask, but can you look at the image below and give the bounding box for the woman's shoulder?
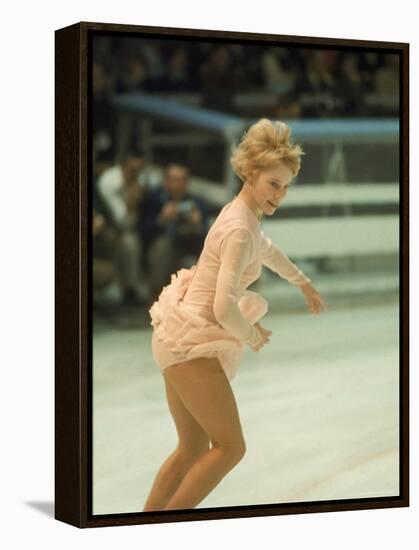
[210,208,252,236]
[206,210,256,256]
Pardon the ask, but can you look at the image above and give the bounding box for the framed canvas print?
[55,21,409,528]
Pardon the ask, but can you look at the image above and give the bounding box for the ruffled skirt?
[149,265,268,381]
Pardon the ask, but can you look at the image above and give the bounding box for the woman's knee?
[176,440,210,466]
[213,438,246,465]
[164,357,246,463]
[177,437,245,468]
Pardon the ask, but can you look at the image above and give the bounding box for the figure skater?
[143,118,327,512]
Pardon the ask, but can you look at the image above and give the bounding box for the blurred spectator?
[187,42,213,91]
[131,40,170,92]
[374,54,399,104]
[140,41,166,82]
[115,55,148,93]
[358,51,384,92]
[93,149,114,185]
[93,62,116,159]
[92,155,121,305]
[200,45,238,113]
[336,53,365,117]
[228,43,261,90]
[97,150,150,306]
[93,209,119,300]
[271,93,302,118]
[261,47,299,95]
[138,163,209,302]
[160,46,192,92]
[296,50,343,117]
[241,44,265,88]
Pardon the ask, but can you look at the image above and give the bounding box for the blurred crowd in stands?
[93,152,210,315]
[93,38,399,157]
[92,37,399,318]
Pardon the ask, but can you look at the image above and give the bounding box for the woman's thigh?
[164,375,210,455]
[163,357,246,455]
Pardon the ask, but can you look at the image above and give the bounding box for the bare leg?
[161,357,246,510]
[143,375,210,512]
[142,448,200,512]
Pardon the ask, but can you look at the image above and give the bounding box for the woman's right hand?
[251,322,272,352]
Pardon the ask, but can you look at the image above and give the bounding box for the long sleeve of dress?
[260,230,311,286]
[213,228,262,349]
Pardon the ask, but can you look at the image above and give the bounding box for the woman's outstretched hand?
[299,282,328,315]
[252,322,272,351]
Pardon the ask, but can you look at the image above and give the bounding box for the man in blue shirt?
[138,163,209,303]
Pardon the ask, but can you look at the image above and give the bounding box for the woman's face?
[249,163,294,216]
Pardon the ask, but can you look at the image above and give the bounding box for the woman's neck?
[237,183,263,222]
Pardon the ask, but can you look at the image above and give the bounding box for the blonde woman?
[144,118,327,512]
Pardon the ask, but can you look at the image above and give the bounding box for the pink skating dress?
[149,194,311,381]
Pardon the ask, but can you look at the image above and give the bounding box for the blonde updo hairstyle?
[230,118,304,185]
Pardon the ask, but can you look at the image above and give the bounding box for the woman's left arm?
[298,280,328,315]
[260,231,327,314]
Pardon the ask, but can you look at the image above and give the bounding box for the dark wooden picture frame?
[55,21,409,528]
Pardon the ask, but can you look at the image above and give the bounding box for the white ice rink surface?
[92,298,399,515]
